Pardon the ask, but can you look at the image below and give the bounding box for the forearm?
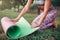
[38,12,48,25]
[16,0,32,20]
[38,0,51,25]
[16,5,29,19]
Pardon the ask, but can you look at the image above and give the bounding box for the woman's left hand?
[31,22,40,28]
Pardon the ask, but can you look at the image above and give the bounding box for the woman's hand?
[31,22,40,28]
[11,18,19,23]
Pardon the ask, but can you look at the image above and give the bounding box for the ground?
[0,10,60,40]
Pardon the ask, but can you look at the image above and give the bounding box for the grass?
[56,17,60,25]
[0,10,60,40]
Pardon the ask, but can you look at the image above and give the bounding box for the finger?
[31,23,38,28]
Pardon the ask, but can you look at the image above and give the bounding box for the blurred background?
[0,0,60,40]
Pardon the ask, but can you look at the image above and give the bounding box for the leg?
[31,9,57,29]
[31,15,41,28]
[53,20,57,28]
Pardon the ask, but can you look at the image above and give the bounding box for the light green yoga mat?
[7,17,39,39]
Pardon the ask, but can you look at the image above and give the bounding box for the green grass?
[0,10,60,40]
[0,10,18,19]
[56,17,60,25]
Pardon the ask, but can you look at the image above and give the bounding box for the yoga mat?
[1,17,15,33]
[1,17,39,39]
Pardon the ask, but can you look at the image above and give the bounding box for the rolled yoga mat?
[1,17,39,39]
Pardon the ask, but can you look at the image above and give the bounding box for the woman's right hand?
[11,18,20,23]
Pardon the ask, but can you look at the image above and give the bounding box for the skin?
[31,0,52,28]
[12,0,56,28]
